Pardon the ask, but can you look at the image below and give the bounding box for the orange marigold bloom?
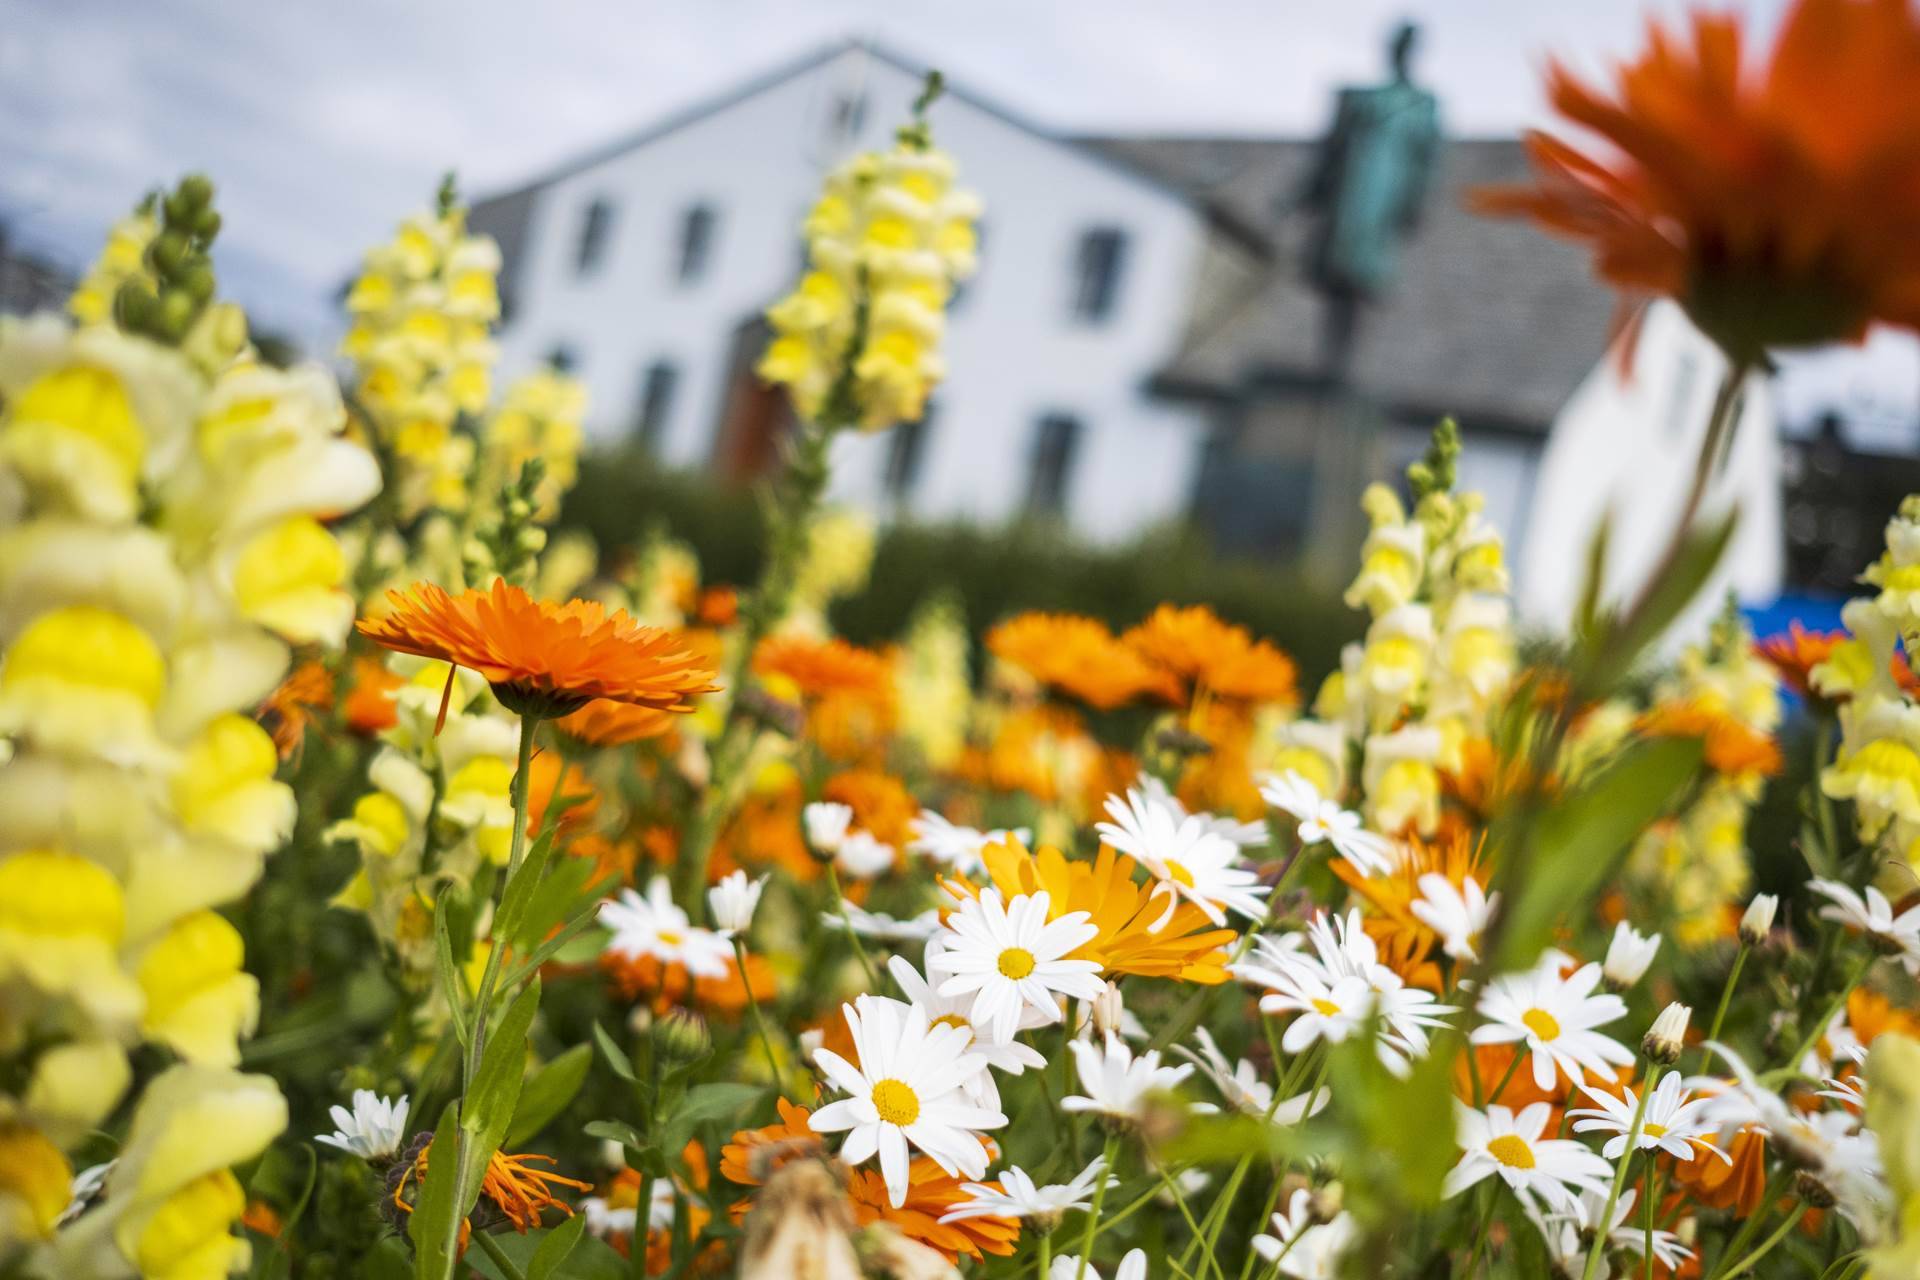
[1671,1125,1768,1214]
[1755,624,1845,699]
[343,654,404,735]
[986,612,1178,711]
[946,839,1237,983]
[1838,985,1920,1049]
[527,751,600,835]
[697,585,739,627]
[1122,604,1298,705]
[754,635,895,706]
[1334,829,1486,990]
[1175,700,1265,820]
[1638,698,1782,776]
[721,1099,827,1190]
[358,579,718,719]
[395,1147,591,1238]
[259,660,334,759]
[601,948,776,1018]
[1473,0,1920,360]
[554,698,680,747]
[822,768,918,852]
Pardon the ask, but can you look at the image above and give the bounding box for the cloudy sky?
[2,0,1912,440]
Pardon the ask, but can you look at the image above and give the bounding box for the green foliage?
[560,450,1354,681]
[506,1043,592,1148]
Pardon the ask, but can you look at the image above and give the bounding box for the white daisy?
[600,876,734,979]
[929,889,1104,1042]
[1443,1101,1614,1215]
[59,1161,115,1227]
[1533,1189,1695,1274]
[315,1089,410,1161]
[1809,879,1920,971]
[1050,1248,1146,1280]
[802,801,854,855]
[707,869,765,935]
[1253,967,1374,1055]
[1096,787,1269,925]
[1250,1188,1358,1279]
[939,1155,1106,1224]
[1062,1032,1195,1122]
[887,947,1047,1107]
[1138,774,1269,849]
[1601,921,1661,989]
[809,994,1005,1207]
[1408,873,1497,962]
[1471,959,1633,1091]
[836,829,897,878]
[1568,1073,1726,1162]
[908,810,1030,877]
[821,903,942,943]
[1687,1040,1798,1137]
[580,1176,673,1238]
[1177,1027,1329,1125]
[1259,770,1394,874]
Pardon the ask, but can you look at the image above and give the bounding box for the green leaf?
[463,978,542,1144]
[434,897,470,1050]
[511,857,603,950]
[526,1213,588,1280]
[1584,511,1737,690]
[364,1237,413,1280]
[658,1082,766,1153]
[464,1228,628,1280]
[1491,735,1703,969]
[493,825,559,944]
[591,1020,637,1084]
[409,1101,464,1280]
[507,1043,592,1148]
[499,910,605,990]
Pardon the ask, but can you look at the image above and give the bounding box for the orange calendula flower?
[946,838,1237,983]
[358,579,719,720]
[394,1146,592,1240]
[1334,829,1486,990]
[753,634,895,706]
[1638,698,1782,776]
[554,698,680,747]
[526,751,600,835]
[720,1099,826,1190]
[697,585,739,627]
[1755,624,1845,700]
[1671,1125,1768,1215]
[601,948,777,1018]
[822,768,918,851]
[343,654,404,735]
[1473,0,1920,360]
[1123,604,1298,705]
[259,659,334,759]
[986,612,1179,711]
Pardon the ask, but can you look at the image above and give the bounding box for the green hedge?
[560,449,1356,683]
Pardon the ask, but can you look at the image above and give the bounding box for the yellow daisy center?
[1487,1135,1535,1170]
[1164,861,1195,888]
[1311,998,1342,1017]
[932,1013,970,1033]
[1644,1123,1667,1139]
[997,947,1037,980]
[1521,1008,1562,1042]
[658,930,683,947]
[871,1078,921,1126]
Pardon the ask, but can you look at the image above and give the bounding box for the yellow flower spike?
[333,791,413,859]
[0,1124,72,1245]
[1825,698,1920,838]
[127,1168,250,1280]
[230,515,352,645]
[442,755,516,864]
[173,714,295,853]
[0,847,142,1023]
[136,911,259,1066]
[0,605,170,764]
[25,1039,133,1146]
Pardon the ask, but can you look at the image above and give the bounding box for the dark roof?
[1083,136,1618,430]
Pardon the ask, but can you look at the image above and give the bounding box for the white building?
[473,38,1783,620]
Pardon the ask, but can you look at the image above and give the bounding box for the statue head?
[1389,21,1420,82]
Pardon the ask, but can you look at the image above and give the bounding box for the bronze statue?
[1299,22,1439,368]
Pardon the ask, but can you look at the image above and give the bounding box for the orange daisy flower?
[1755,624,1845,699]
[986,612,1178,711]
[1122,604,1298,705]
[753,635,895,706]
[1670,1125,1769,1215]
[822,768,918,852]
[1472,0,1920,361]
[945,838,1237,984]
[259,660,334,760]
[554,698,680,747]
[394,1147,591,1238]
[720,1099,826,1190]
[697,585,739,627]
[526,751,600,835]
[1334,829,1487,990]
[1638,699,1782,776]
[358,579,718,720]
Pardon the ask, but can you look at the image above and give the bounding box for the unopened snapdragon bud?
[1739,894,1778,947]
[1643,1002,1690,1065]
[1091,982,1125,1038]
[1603,921,1660,990]
[709,870,767,935]
[804,802,854,859]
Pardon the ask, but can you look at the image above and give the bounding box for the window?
[547,343,579,374]
[948,222,985,313]
[1025,413,1082,515]
[632,359,679,449]
[575,199,614,276]
[830,91,868,139]
[1070,227,1127,322]
[884,406,934,502]
[676,204,719,285]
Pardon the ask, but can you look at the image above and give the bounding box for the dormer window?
[676,204,719,285]
[1070,227,1127,322]
[575,198,614,276]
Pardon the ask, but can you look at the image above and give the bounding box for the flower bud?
[804,802,854,858]
[653,1008,711,1065]
[1603,921,1660,990]
[1643,1002,1690,1065]
[1091,981,1125,1038]
[1794,1169,1837,1209]
[1308,1181,1345,1225]
[738,1159,863,1280]
[709,870,766,934]
[1739,894,1778,947]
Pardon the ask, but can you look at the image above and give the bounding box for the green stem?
[1778,951,1874,1084]
[824,864,882,990]
[1708,1169,1791,1278]
[732,938,786,1093]
[1464,1185,1497,1274]
[1581,1064,1661,1280]
[1697,945,1749,1077]
[1715,1203,1808,1278]
[1642,1160,1658,1280]
[1036,1233,1052,1280]
[1155,1162,1223,1280]
[1485,1048,1524,1106]
[474,1230,529,1280]
[1075,1133,1122,1280]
